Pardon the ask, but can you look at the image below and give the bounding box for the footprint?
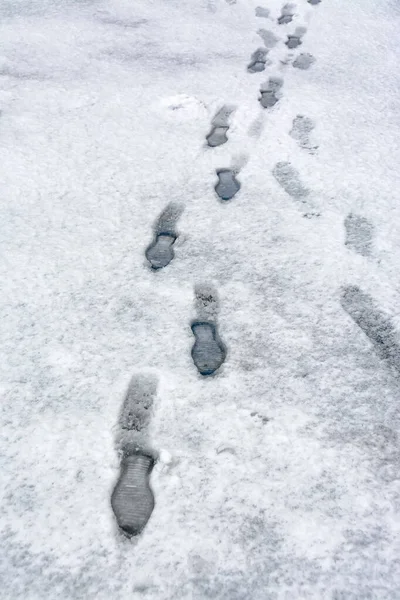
[206,105,235,147]
[247,48,269,73]
[257,29,279,49]
[259,76,283,108]
[111,374,158,537]
[273,161,309,200]
[278,3,295,25]
[341,287,400,369]
[308,0,321,4]
[293,53,315,70]
[255,6,270,18]
[191,284,226,376]
[290,115,318,153]
[285,27,307,49]
[145,202,184,270]
[215,169,241,201]
[344,213,374,257]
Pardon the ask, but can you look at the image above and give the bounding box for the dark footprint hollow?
[259,76,283,108]
[278,3,295,25]
[191,322,226,376]
[247,48,269,73]
[206,105,234,147]
[111,450,155,537]
[308,0,321,5]
[341,286,400,369]
[111,374,158,537]
[344,213,374,257]
[145,202,183,270]
[215,169,241,201]
[293,53,315,70]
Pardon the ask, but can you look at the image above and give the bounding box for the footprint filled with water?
[206,105,235,147]
[191,284,226,376]
[111,374,159,537]
[145,202,184,270]
[259,76,283,108]
[215,168,241,201]
[341,286,400,370]
[344,213,374,257]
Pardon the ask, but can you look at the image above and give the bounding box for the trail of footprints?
[110,0,397,539]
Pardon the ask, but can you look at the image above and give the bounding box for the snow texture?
[1,0,400,598]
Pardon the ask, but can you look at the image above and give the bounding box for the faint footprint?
[248,113,265,138]
[247,48,269,73]
[215,168,241,201]
[255,6,270,18]
[344,214,374,257]
[273,161,314,212]
[293,53,315,70]
[206,104,235,147]
[145,203,184,270]
[341,286,400,369]
[290,115,318,153]
[257,29,279,48]
[278,3,295,25]
[191,284,226,376]
[285,27,307,49]
[259,76,283,108]
[111,374,158,537]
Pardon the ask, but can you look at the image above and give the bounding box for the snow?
[1,0,400,597]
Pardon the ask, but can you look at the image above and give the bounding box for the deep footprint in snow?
[293,53,316,69]
[285,27,307,49]
[259,76,284,108]
[344,213,374,257]
[215,169,241,201]
[247,48,269,73]
[308,0,321,5]
[191,284,226,376]
[273,161,309,200]
[255,6,270,18]
[257,29,279,49]
[111,374,158,537]
[145,202,184,270]
[206,105,235,147]
[290,115,318,152]
[341,286,400,369]
[278,3,295,25]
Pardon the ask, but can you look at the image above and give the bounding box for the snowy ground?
[1,0,400,597]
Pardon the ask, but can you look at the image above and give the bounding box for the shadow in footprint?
[341,286,400,370]
[248,48,269,73]
[293,53,315,70]
[273,161,310,201]
[206,105,235,147]
[111,374,158,538]
[344,213,374,257]
[145,202,184,270]
[308,0,321,5]
[278,3,295,25]
[257,29,279,49]
[215,169,241,201]
[290,115,318,153]
[259,76,283,108]
[286,27,307,49]
[191,284,226,376]
[255,6,270,18]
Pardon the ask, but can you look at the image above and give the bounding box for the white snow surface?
[1,0,400,598]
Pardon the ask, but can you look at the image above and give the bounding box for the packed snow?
[1,0,400,598]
